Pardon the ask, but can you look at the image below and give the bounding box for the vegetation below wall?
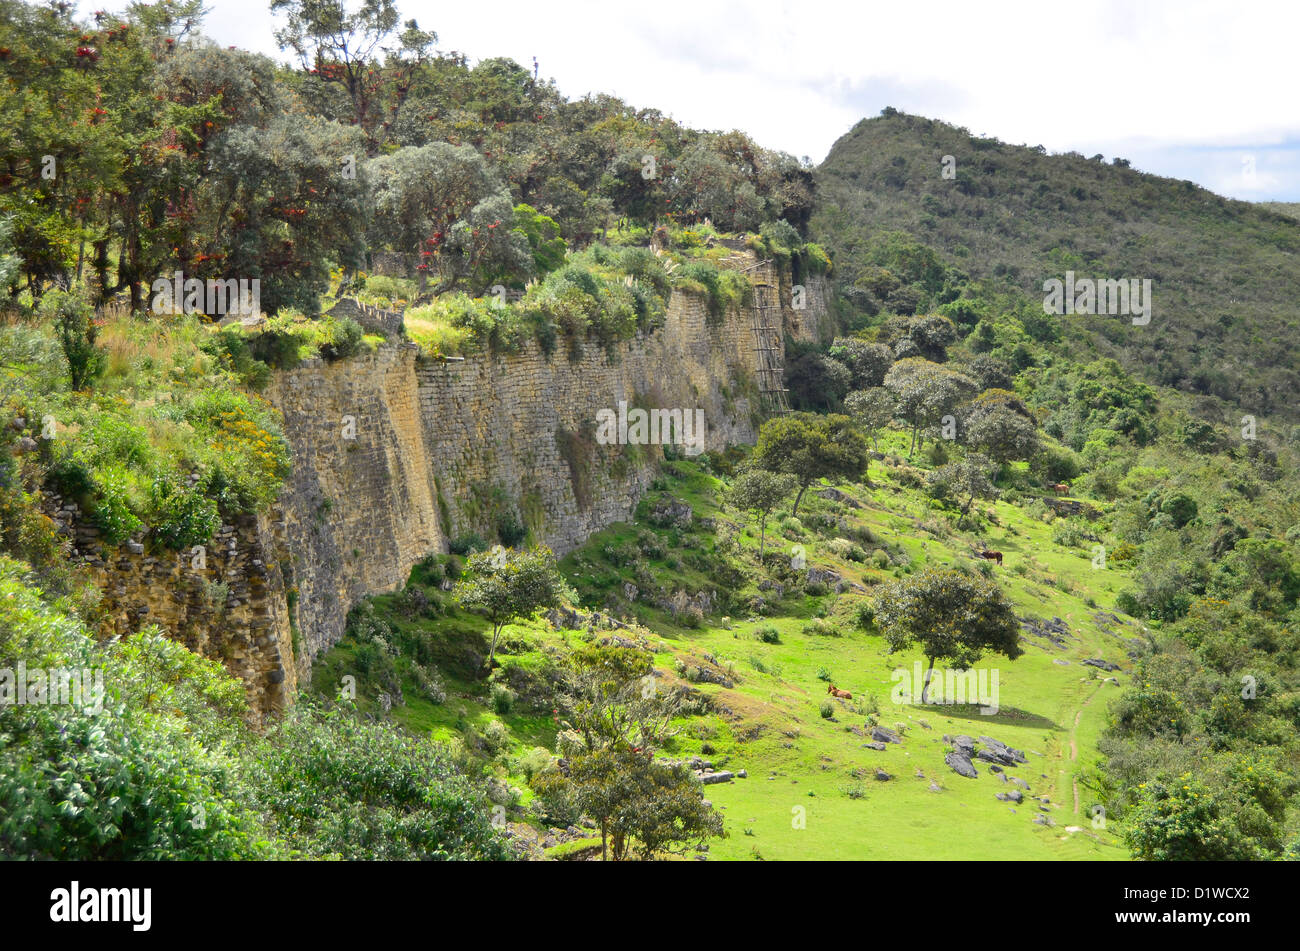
[308,333,1300,858]
[0,556,510,859]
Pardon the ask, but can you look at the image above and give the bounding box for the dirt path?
[1068,689,1100,815]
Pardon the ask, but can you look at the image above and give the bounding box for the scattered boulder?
[996,791,1024,804]
[807,565,846,592]
[874,768,892,782]
[1020,615,1072,648]
[1044,496,1100,520]
[871,726,902,745]
[862,741,888,751]
[648,496,693,529]
[817,487,862,509]
[945,752,978,779]
[1082,658,1121,672]
[977,736,1028,765]
[946,734,976,757]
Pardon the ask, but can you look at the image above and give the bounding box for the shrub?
[412,664,447,704]
[482,719,511,754]
[42,290,103,391]
[803,618,842,637]
[819,700,835,719]
[491,684,515,715]
[252,702,509,859]
[151,479,221,550]
[450,533,488,555]
[496,510,527,547]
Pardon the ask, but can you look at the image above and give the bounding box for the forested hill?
[812,110,1300,423]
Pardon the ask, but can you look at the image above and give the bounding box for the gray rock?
[977,736,1028,764]
[862,741,888,751]
[871,726,902,744]
[699,771,735,785]
[945,752,978,779]
[996,790,1024,803]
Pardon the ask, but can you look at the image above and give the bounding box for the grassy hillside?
[813,111,1300,422]
[308,432,1156,860]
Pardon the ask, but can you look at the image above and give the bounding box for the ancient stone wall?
[48,496,297,719]
[72,252,834,710]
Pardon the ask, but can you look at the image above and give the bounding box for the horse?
[827,683,853,700]
[977,550,1003,566]
[1050,483,1070,495]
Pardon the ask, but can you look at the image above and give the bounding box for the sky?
[155,0,1300,201]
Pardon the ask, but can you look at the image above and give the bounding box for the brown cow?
[1050,483,1070,495]
[827,683,853,700]
[977,550,1003,566]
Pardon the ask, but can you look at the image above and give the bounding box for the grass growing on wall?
[1,314,292,562]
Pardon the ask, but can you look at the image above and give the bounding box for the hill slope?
[812,111,1300,421]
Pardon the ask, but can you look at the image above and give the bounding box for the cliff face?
[83,252,833,712]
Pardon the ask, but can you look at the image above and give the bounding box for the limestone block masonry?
[77,252,832,717]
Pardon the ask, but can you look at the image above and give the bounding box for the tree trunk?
[485,623,503,672]
[920,655,937,704]
[791,482,809,518]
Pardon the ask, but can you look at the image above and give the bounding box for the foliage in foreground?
[0,556,510,860]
